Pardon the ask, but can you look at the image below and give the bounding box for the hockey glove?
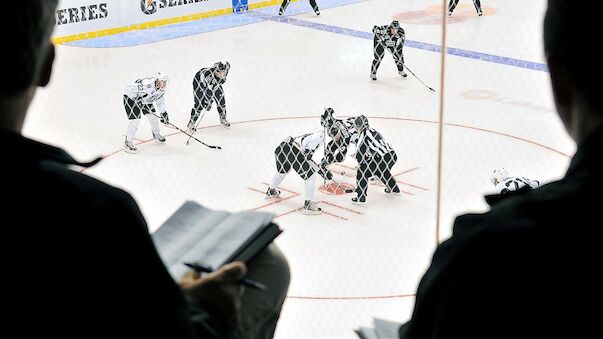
[160,112,170,124]
[325,170,333,180]
[201,99,212,111]
[372,26,386,36]
[318,167,333,180]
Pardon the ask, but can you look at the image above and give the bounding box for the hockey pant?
[371,38,404,76]
[124,95,160,143]
[355,150,399,200]
[190,84,227,124]
[274,141,317,180]
[448,0,482,13]
[272,141,320,201]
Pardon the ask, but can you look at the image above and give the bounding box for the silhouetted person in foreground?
[3,2,289,338]
[399,1,603,338]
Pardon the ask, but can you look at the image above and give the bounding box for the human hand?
[160,111,169,124]
[181,261,247,329]
[325,170,333,180]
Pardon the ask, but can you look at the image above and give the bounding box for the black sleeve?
[194,69,212,90]
[355,139,369,163]
[398,214,529,339]
[193,71,204,90]
[105,190,226,339]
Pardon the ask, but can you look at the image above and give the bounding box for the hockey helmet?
[321,107,336,127]
[390,20,400,29]
[491,168,509,186]
[213,62,227,79]
[155,71,168,82]
[214,62,227,72]
[155,71,168,89]
[354,115,369,133]
[328,126,340,139]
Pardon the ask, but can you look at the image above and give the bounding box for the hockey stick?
[148,112,221,150]
[186,108,207,146]
[404,65,436,92]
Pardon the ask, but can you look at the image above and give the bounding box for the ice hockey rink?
[28,0,575,337]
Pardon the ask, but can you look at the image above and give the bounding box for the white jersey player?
[122,72,170,154]
[491,168,540,195]
[266,130,330,215]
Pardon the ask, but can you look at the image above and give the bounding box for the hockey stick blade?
[404,65,436,92]
[149,112,221,150]
[185,133,221,149]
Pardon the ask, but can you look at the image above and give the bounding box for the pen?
[183,262,267,290]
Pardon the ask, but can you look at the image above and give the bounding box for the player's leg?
[144,104,166,143]
[392,46,407,78]
[309,0,320,15]
[278,0,290,15]
[474,0,483,15]
[188,87,210,133]
[448,0,460,15]
[381,151,401,195]
[299,161,321,215]
[267,142,291,199]
[292,149,322,215]
[371,39,386,81]
[124,96,141,153]
[353,161,370,205]
[215,87,230,127]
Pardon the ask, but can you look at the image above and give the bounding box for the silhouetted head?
[2,1,58,132]
[544,0,603,141]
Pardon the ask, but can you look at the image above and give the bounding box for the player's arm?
[223,61,230,77]
[355,138,370,163]
[154,95,170,123]
[372,25,386,36]
[124,84,139,100]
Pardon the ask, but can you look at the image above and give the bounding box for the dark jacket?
[399,125,603,339]
[3,132,224,338]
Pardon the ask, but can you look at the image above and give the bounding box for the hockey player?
[279,0,320,16]
[122,72,170,154]
[352,115,401,205]
[266,130,330,215]
[491,168,540,195]
[187,61,231,133]
[371,20,406,81]
[448,0,482,17]
[319,108,358,175]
